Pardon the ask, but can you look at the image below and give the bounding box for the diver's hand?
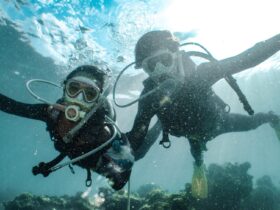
[32,162,51,177]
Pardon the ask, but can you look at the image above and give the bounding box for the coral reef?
[203,162,253,210]
[3,162,280,210]
[3,193,93,210]
[241,175,280,210]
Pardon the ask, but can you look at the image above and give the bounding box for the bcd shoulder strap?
[181,42,254,116]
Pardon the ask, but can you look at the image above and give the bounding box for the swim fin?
[191,163,208,199]
[270,121,280,141]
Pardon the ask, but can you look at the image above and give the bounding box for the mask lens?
[67,81,81,96]
[84,87,99,102]
[145,52,173,72]
[66,80,100,103]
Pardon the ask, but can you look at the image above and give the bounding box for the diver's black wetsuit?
[127,34,280,165]
[0,94,132,190]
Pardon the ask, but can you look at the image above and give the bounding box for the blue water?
[1,0,280,205]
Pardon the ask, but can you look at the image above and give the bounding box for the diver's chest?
[155,88,208,129]
[156,97,195,126]
[157,89,201,115]
[54,114,108,145]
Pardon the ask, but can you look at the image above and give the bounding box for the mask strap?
[102,83,112,97]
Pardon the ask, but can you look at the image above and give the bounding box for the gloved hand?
[94,135,135,190]
[32,162,51,177]
[105,138,135,172]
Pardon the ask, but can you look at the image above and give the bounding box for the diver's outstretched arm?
[0,93,49,121]
[126,86,157,152]
[134,119,162,161]
[197,33,280,86]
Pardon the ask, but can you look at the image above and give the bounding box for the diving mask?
[64,76,102,122]
[142,50,176,76]
[65,77,101,103]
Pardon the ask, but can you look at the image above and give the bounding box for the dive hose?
[181,42,254,115]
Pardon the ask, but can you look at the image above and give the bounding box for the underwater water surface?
[1,0,280,209]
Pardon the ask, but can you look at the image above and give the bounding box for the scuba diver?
[0,65,159,190]
[123,30,280,198]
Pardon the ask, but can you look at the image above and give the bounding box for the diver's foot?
[191,163,208,199]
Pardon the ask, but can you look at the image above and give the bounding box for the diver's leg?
[189,139,205,166]
[216,112,279,134]
[189,138,208,198]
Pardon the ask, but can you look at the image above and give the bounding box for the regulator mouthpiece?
[65,105,86,122]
